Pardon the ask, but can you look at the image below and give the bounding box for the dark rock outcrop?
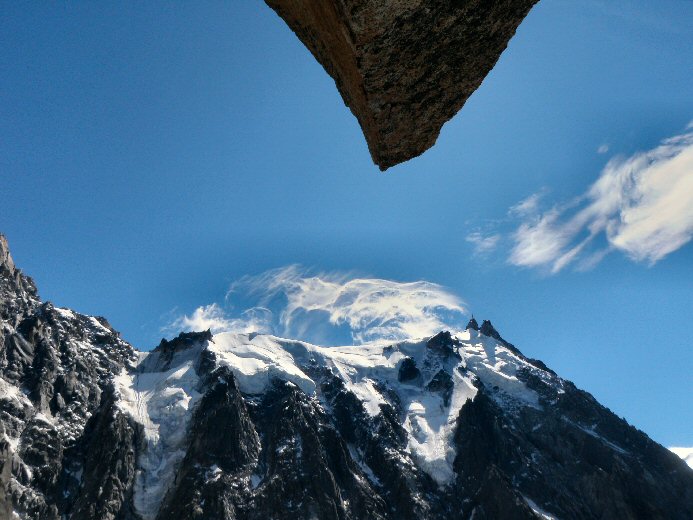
[246,379,390,520]
[147,330,214,372]
[397,357,420,383]
[68,393,143,520]
[452,375,693,520]
[465,317,479,331]
[479,319,501,339]
[264,0,539,169]
[0,235,39,325]
[425,369,454,407]
[0,234,138,519]
[426,330,459,355]
[319,372,432,520]
[155,366,260,520]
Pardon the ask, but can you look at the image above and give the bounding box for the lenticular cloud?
[168,266,466,345]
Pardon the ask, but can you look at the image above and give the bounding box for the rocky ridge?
[264,0,539,169]
[1,235,692,519]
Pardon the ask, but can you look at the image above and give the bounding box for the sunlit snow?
[115,347,203,520]
[113,326,543,507]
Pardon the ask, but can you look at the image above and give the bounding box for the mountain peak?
[2,240,693,519]
[0,234,15,273]
[479,319,500,339]
[0,234,39,322]
[465,317,479,331]
[156,329,213,353]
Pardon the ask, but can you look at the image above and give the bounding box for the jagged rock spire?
[0,234,16,273]
[466,316,479,331]
[0,234,39,323]
[480,319,501,340]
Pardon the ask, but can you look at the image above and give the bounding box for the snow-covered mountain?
[1,235,692,520]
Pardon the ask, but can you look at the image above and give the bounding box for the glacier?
[110,324,546,517]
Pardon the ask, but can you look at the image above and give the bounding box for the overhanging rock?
[265,0,539,170]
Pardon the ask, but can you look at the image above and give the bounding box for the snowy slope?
[212,331,480,484]
[112,327,546,491]
[114,343,205,520]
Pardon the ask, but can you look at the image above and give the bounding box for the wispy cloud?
[167,266,467,345]
[597,144,609,154]
[507,127,693,273]
[509,192,545,217]
[168,303,273,335]
[465,231,500,255]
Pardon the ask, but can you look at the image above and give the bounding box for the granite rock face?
[264,0,539,169]
[2,233,692,520]
[0,236,139,519]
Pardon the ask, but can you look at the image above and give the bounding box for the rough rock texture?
[264,0,539,169]
[451,375,693,520]
[155,365,260,520]
[0,235,139,519]
[2,233,693,520]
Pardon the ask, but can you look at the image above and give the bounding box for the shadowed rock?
[398,357,421,383]
[425,369,454,407]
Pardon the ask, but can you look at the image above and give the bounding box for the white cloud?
[168,303,273,335]
[465,232,500,255]
[669,447,693,469]
[508,128,693,273]
[597,144,609,154]
[509,192,545,217]
[167,266,467,345]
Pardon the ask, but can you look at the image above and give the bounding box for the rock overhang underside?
[264,0,540,169]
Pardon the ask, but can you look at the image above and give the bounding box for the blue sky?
[1,1,691,446]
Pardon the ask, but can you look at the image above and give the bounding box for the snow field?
[114,350,202,520]
[113,327,544,506]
